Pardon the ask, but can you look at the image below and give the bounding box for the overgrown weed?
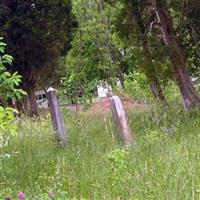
[1,103,200,199]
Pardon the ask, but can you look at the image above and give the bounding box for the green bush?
[164,80,181,104]
[124,71,152,101]
[0,38,25,145]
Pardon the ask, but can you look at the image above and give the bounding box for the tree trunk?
[15,101,24,115]
[26,84,38,116]
[20,69,38,116]
[131,1,166,102]
[149,74,166,102]
[152,0,200,110]
[7,98,15,108]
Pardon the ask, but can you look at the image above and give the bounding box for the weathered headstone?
[47,87,67,146]
[110,96,134,146]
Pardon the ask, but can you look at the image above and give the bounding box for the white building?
[97,85,108,98]
[35,89,48,109]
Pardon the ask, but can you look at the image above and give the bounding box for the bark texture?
[151,0,200,110]
[18,69,38,116]
[26,83,38,116]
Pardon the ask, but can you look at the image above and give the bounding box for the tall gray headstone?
[47,87,67,146]
[110,96,134,146]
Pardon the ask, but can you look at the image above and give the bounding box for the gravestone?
[110,96,134,146]
[47,87,67,146]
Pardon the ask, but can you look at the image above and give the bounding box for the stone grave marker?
[47,87,67,146]
[110,95,134,146]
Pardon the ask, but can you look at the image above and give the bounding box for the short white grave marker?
[110,96,134,146]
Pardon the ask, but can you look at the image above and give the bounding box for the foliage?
[124,71,151,100]
[105,0,200,109]
[0,38,25,147]
[0,106,18,135]
[106,0,171,84]
[107,148,130,191]
[0,0,76,73]
[0,0,77,114]
[174,0,200,77]
[0,106,18,149]
[0,38,26,102]
[1,104,200,199]
[164,81,182,103]
[61,73,97,104]
[61,0,129,101]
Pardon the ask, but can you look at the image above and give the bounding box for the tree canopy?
[0,0,200,112]
[0,0,76,115]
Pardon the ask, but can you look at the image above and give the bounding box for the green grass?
[1,104,200,199]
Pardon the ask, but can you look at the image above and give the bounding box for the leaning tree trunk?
[151,0,200,110]
[131,1,166,102]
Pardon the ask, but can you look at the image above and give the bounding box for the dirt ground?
[90,97,137,113]
[40,96,144,116]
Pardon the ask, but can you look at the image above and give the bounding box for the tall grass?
[1,104,200,199]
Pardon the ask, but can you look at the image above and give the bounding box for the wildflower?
[48,192,56,199]
[17,192,25,199]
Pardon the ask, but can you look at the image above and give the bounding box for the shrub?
[124,71,151,101]
[0,38,25,145]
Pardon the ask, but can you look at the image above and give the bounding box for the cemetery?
[1,1,200,200]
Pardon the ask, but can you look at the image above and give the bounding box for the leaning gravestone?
[47,87,67,146]
[110,96,134,146]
